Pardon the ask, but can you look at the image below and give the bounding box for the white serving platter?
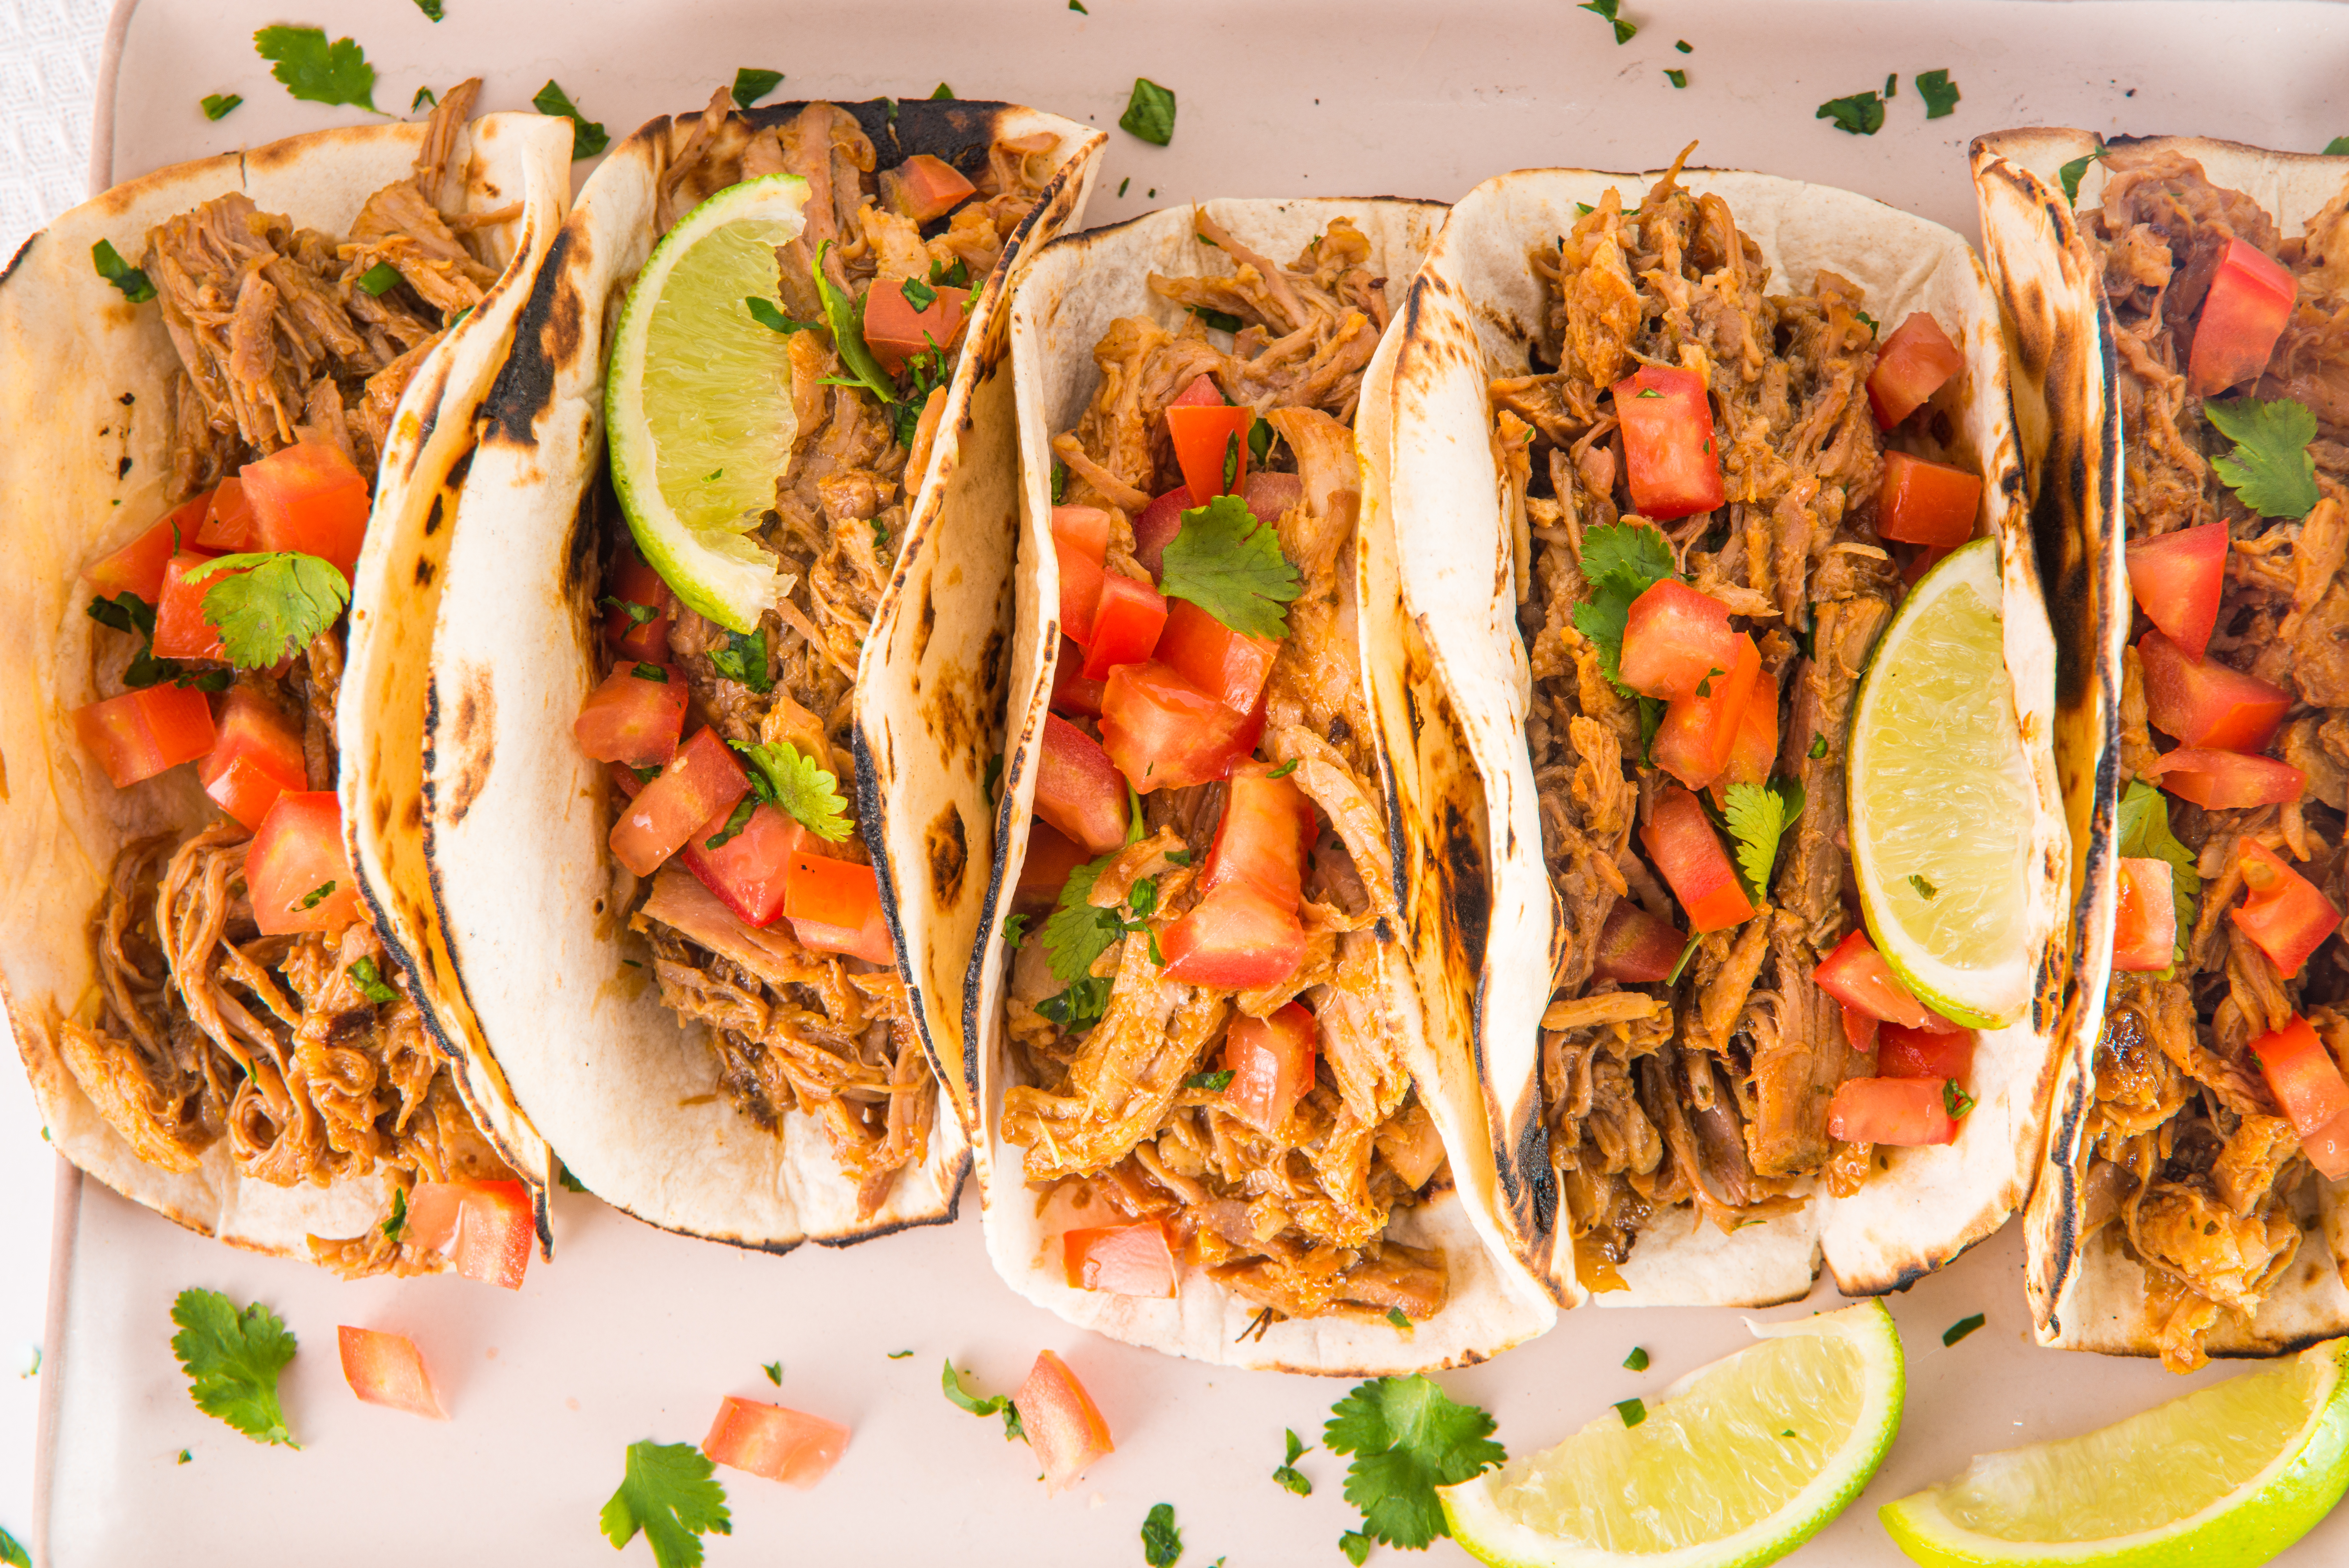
[28,0,2349,1563]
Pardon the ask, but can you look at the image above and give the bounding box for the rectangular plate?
[32,0,2349,1562]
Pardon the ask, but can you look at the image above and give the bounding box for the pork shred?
[1503,160,1919,1284]
[614,101,1062,1218]
[995,217,1452,1327]
[2075,148,2349,1372]
[62,82,519,1276]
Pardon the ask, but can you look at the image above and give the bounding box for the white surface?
[20,0,2349,1564]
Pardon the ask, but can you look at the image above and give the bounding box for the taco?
[1371,153,2069,1309]
[1976,130,2349,1371]
[968,198,1558,1372]
[0,86,571,1271]
[413,91,1103,1249]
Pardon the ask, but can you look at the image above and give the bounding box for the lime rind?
[606,171,810,633]
[1442,1301,1905,1568]
[1879,1339,2349,1568]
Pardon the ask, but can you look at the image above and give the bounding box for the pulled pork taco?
[0,87,572,1272]
[1977,130,2349,1370]
[416,92,1103,1249]
[972,199,1557,1372]
[1374,155,2068,1308]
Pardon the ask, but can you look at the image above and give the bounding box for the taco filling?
[62,82,517,1276]
[577,94,1062,1217]
[2076,146,2349,1372]
[999,215,1452,1327]
[1495,167,1992,1290]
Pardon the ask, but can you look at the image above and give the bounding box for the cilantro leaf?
[1339,1533,1371,1566]
[763,1361,783,1385]
[1816,91,1886,136]
[201,93,242,121]
[1623,1345,1650,1371]
[1120,77,1177,145]
[1665,68,1688,88]
[1037,976,1112,1032]
[558,1165,588,1192]
[184,552,350,668]
[1571,520,1679,691]
[747,296,812,335]
[731,68,784,110]
[1578,0,1638,45]
[1325,1375,1505,1550]
[900,276,939,312]
[253,26,377,112]
[1943,1312,1986,1346]
[599,1440,731,1568]
[602,595,659,626]
[2328,137,2349,157]
[1274,1428,1314,1495]
[1916,68,1960,119]
[169,1288,298,1447]
[2117,779,2199,964]
[1001,912,1030,946]
[356,260,402,296]
[941,1361,1026,1441]
[1187,1069,1235,1092]
[1615,1397,1648,1427]
[1944,1080,1977,1118]
[931,83,955,101]
[533,80,608,159]
[1386,1307,1412,1329]
[91,238,155,303]
[1159,493,1303,640]
[382,1185,408,1240]
[1042,857,1125,986]
[703,796,757,850]
[709,627,774,692]
[347,955,400,1004]
[413,0,444,16]
[1722,779,1801,902]
[732,740,852,842]
[814,240,898,404]
[2057,148,2106,205]
[1142,1502,1183,1567]
[2206,396,2320,519]
[1191,305,1244,333]
[1,1526,26,1567]
[413,86,437,111]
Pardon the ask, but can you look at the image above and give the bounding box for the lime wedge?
[1442,1301,1904,1568]
[1847,536,2039,1028]
[606,172,810,633]
[1880,1339,2349,1567]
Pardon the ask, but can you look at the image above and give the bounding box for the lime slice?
[1847,536,2040,1028]
[1880,1339,2349,1567]
[1442,1300,1904,1568]
[606,172,810,633]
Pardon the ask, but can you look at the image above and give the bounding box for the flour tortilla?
[1975,128,2349,1357]
[0,112,572,1260]
[972,198,1558,1372]
[1372,166,2068,1308]
[417,99,1103,1250]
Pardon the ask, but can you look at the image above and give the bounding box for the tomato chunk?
[1036,714,1129,857]
[1053,505,1112,645]
[603,550,675,662]
[200,686,307,828]
[1081,573,1168,681]
[1842,1004,1880,1058]
[1710,672,1780,810]
[610,728,750,877]
[1013,1350,1114,1495]
[404,1179,533,1290]
[241,440,372,580]
[87,497,206,602]
[1826,1076,1958,1146]
[782,851,894,965]
[1877,451,1982,549]
[2248,1015,2349,1180]
[1812,927,1936,1030]
[1651,633,1760,791]
[2113,856,2179,973]
[2233,840,2341,980]
[1169,374,1223,411]
[863,278,970,376]
[1160,883,1306,988]
[1132,485,1190,582]
[337,1326,444,1420]
[880,152,978,223]
[150,550,230,662]
[1098,661,1251,795]
[248,791,362,934]
[1221,1003,1318,1134]
[1243,470,1301,529]
[1592,901,1686,984]
[681,803,804,929]
[574,663,688,768]
[1166,400,1255,504]
[1613,364,1723,520]
[1878,1021,1975,1082]
[1017,820,1089,911]
[197,478,256,553]
[1051,636,1106,718]
[1619,580,1736,701]
[2125,520,2227,660]
[2189,237,2297,397]
[703,1395,850,1489]
[74,685,216,789]
[1063,1221,1178,1298]
[2142,747,2305,811]
[2137,629,2289,754]
[1640,784,1755,933]
[1201,761,1314,906]
[1867,312,1966,428]
[1155,598,1278,716]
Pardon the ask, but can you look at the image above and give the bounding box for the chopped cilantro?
[762,1361,782,1386]
[2057,148,2105,205]
[747,295,813,335]
[253,25,377,112]
[170,1288,298,1447]
[183,551,350,668]
[1885,73,1898,98]
[731,68,784,110]
[732,739,852,842]
[1159,493,1303,640]
[1665,69,1688,88]
[1615,1397,1647,1427]
[1908,873,1939,900]
[2117,779,2198,964]
[931,83,955,101]
[1942,1313,1986,1347]
[941,1361,1025,1441]
[1249,417,1274,466]
[900,276,939,312]
[1916,68,1961,119]
[1572,520,1679,691]
[1339,1534,1371,1566]
[1001,912,1030,946]
[599,1440,731,1568]
[1622,1345,1649,1371]
[91,238,155,303]
[1037,976,1112,1032]
[812,240,898,404]
[1857,310,1878,337]
[709,627,773,692]
[1325,1375,1504,1551]
[412,0,443,17]
[347,955,400,1004]
[1117,176,1130,198]
[703,797,757,850]
[1142,1502,1183,1566]
[602,594,659,626]
[1944,1081,1976,1119]
[176,1450,191,1464]
[200,93,242,121]
[1816,91,1886,136]
[0,1529,23,1568]
[1072,0,1089,10]
[1274,1428,1314,1495]
[2206,395,2320,519]
[2328,136,2349,156]
[558,1166,588,1192]
[1192,305,1244,333]
[1675,37,1693,52]
[356,260,403,296]
[632,661,668,682]
[413,86,437,111]
[299,880,337,911]
[1222,429,1241,491]
[382,1185,407,1240]
[928,256,973,290]
[1386,1308,1412,1330]
[533,80,608,159]
[888,1349,914,1358]
[1187,1069,1235,1092]
[1120,78,1177,146]
[1809,734,1829,760]
[984,751,1005,798]
[1577,0,1638,45]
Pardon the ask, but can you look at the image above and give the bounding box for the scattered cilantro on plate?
[1943,1312,1987,1346]
[91,238,155,303]
[170,1288,299,1447]
[0,1527,24,1568]
[1916,68,1961,119]
[1578,0,1638,45]
[1274,1428,1314,1495]
[1325,1375,1505,1550]
[599,1440,731,1568]
[534,79,608,159]
[2057,148,2106,205]
[1142,1502,1183,1566]
[732,68,784,110]
[1816,91,1886,136]
[1120,78,1176,146]
[200,93,242,121]
[941,1361,1025,1441]
[253,26,377,112]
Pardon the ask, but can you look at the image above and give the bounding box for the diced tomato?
[1053,505,1112,645]
[247,791,362,935]
[1613,365,1723,520]
[1166,401,1255,504]
[863,278,970,376]
[1154,599,1278,717]
[73,685,216,789]
[1062,1222,1178,1298]
[197,478,256,553]
[1812,927,1936,1029]
[2113,855,2179,973]
[199,686,307,828]
[337,1326,444,1420]
[1098,661,1251,795]
[1842,1004,1880,1057]
[881,152,978,223]
[1243,470,1301,529]
[2233,840,2341,980]
[603,550,675,662]
[1878,1021,1975,1082]
[1651,632,1760,791]
[1037,714,1129,856]
[1221,1003,1318,1134]
[1013,1350,1114,1495]
[784,850,895,966]
[1201,761,1314,906]
[681,803,804,928]
[1877,451,1982,549]
[610,727,750,877]
[1619,580,1737,702]
[1593,901,1686,984]
[2125,520,2228,660]
[1826,1076,1958,1146]
[2189,237,2297,397]
[2247,1015,2349,1180]
[703,1395,850,1488]
[404,1178,533,1290]
[1169,375,1224,411]
[241,440,372,580]
[1081,573,1167,680]
[150,550,229,661]
[1132,486,1190,581]
[1867,312,1965,428]
[1051,636,1106,718]
[87,495,207,602]
[1901,544,1953,588]
[1710,675,1779,810]
[1017,820,1088,910]
[1639,784,1755,932]
[2142,747,2305,811]
[2137,629,2289,754]
[574,663,688,768]
[1161,883,1306,988]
